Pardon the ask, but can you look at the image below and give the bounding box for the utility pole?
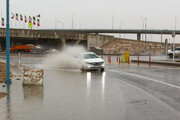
[6,0,11,84]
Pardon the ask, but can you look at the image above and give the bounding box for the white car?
[80,52,105,71]
[168,47,180,58]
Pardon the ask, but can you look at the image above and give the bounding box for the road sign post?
[6,0,11,84]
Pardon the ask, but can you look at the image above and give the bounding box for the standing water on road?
[38,45,87,70]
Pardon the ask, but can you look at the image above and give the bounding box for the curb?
[132,60,180,66]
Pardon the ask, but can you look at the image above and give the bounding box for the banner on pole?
[33,17,36,25]
[29,16,32,23]
[29,22,32,28]
[2,18,5,26]
[20,14,23,21]
[37,14,40,18]
[37,19,40,27]
[16,13,18,20]
[25,16,27,23]
[11,13,14,19]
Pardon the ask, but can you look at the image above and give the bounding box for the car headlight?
[85,62,92,65]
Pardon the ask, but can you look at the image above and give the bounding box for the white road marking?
[110,70,180,90]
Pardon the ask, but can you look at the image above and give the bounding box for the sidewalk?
[132,60,180,66]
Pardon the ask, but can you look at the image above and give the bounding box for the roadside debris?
[0,92,7,99]
[23,67,44,86]
[13,74,23,81]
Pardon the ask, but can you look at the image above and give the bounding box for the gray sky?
[0,0,180,42]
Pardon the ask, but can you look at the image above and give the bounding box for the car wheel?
[100,68,105,72]
[169,53,173,58]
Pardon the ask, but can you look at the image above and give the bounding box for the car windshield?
[83,53,99,59]
[175,48,180,51]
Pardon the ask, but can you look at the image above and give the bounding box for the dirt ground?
[0,62,14,83]
[0,92,7,99]
[0,62,15,99]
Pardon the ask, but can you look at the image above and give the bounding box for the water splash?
[38,45,87,69]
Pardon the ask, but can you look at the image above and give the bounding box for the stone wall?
[102,38,180,55]
[87,34,114,50]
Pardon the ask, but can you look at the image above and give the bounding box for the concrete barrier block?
[23,67,44,86]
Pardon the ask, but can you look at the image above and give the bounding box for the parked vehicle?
[168,47,180,58]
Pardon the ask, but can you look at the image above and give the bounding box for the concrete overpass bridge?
[0,28,179,51]
[0,28,114,50]
[44,29,180,40]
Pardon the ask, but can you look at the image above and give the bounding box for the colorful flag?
[29,16,32,23]
[33,17,36,25]
[29,22,32,28]
[25,16,27,23]
[2,18,4,26]
[37,19,40,27]
[11,13,14,19]
[16,13,18,20]
[20,14,23,21]
[36,14,40,18]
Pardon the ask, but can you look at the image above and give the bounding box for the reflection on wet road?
[1,55,180,120]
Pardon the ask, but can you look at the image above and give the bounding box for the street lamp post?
[112,14,114,29]
[6,0,11,84]
[72,13,76,29]
[119,21,123,38]
[58,21,64,29]
[171,15,177,63]
[141,17,147,54]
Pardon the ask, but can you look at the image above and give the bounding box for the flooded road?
[0,53,180,120]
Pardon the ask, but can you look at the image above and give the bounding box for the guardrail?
[101,55,180,67]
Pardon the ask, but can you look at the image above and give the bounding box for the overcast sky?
[0,0,180,42]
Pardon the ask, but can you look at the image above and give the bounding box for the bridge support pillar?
[61,39,66,48]
[75,40,81,45]
[137,33,141,41]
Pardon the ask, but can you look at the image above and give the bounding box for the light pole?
[79,24,83,29]
[112,14,114,29]
[72,13,76,29]
[141,17,147,54]
[171,15,177,63]
[6,0,11,84]
[58,21,64,29]
[119,21,123,38]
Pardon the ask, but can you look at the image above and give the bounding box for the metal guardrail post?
[149,56,151,67]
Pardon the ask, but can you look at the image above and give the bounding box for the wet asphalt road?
[0,54,180,120]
